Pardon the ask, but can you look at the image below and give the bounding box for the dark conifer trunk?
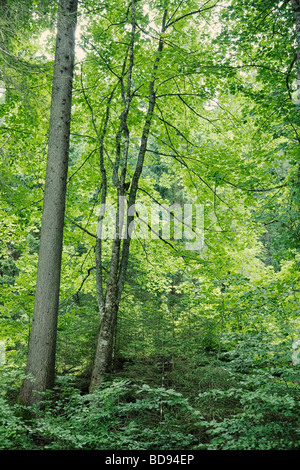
[19,0,78,406]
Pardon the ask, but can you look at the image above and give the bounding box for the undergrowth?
[0,333,299,450]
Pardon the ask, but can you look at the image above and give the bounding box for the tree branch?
[75,266,96,302]
[134,209,177,251]
[117,8,168,300]
[219,177,291,193]
[165,1,219,29]
[65,214,96,238]
[67,147,99,184]
[286,54,297,101]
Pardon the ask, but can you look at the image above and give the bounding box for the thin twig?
[65,214,96,238]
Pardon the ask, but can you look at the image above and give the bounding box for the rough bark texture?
[89,242,120,391]
[19,0,78,406]
[291,0,300,241]
[293,0,300,82]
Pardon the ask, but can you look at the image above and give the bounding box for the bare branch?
[75,266,96,301]
[286,54,297,101]
[165,1,219,29]
[177,94,221,130]
[135,209,177,252]
[0,132,12,150]
[155,103,201,148]
[219,177,291,193]
[65,214,96,238]
[67,147,99,184]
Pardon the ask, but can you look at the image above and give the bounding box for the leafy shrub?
[26,378,198,450]
[195,334,300,450]
[0,396,33,449]
[0,368,34,449]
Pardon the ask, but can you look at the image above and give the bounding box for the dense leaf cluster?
[1,0,300,451]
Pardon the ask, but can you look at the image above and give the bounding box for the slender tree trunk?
[89,8,167,392]
[89,244,120,390]
[19,0,78,406]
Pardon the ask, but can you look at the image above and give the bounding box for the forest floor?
[1,350,299,450]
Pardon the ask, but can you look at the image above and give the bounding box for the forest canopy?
[0,0,300,451]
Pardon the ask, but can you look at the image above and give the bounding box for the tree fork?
[89,8,168,392]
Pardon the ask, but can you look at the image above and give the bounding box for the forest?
[0,0,300,452]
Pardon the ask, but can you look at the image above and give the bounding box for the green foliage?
[56,294,99,376]
[0,375,198,450]
[1,0,300,452]
[0,396,33,450]
[43,380,196,450]
[196,334,300,450]
[0,367,33,449]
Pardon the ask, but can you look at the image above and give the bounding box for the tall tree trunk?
[292,0,300,239]
[292,0,300,84]
[89,7,167,392]
[19,0,78,406]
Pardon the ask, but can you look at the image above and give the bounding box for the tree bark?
[291,0,300,241]
[89,240,120,390]
[19,0,78,406]
[292,0,300,83]
[89,7,167,392]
